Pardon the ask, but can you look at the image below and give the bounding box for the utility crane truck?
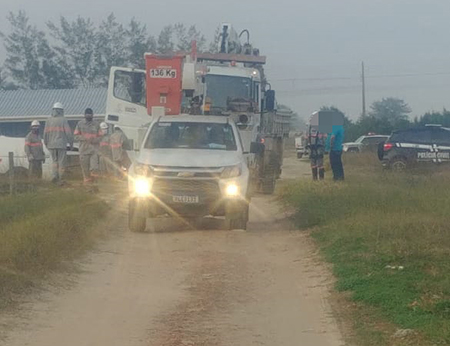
[106,23,289,193]
[105,24,290,231]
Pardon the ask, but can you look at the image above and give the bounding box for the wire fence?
[0,152,35,196]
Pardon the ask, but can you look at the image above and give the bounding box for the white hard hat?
[31,120,40,127]
[53,102,64,109]
[100,122,108,129]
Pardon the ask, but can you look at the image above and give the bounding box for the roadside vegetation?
[0,188,107,308]
[281,153,450,345]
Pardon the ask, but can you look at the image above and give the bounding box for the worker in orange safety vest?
[98,122,113,178]
[74,108,100,184]
[25,120,46,180]
[44,102,73,184]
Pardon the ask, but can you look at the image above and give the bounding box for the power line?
[272,76,354,82]
[271,71,450,83]
[276,82,450,96]
[368,71,450,79]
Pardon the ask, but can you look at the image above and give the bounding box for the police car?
[378,125,450,170]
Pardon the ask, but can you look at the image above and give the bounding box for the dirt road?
[1,156,345,346]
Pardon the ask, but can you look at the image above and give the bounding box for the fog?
[1,0,450,120]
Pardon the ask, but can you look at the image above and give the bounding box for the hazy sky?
[1,0,450,120]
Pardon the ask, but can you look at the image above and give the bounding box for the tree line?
[0,11,217,90]
[321,98,450,141]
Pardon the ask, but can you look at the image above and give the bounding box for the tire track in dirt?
[149,249,251,346]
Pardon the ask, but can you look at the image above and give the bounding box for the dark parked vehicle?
[343,135,389,153]
[378,125,450,170]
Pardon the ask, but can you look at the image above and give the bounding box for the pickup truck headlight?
[221,164,242,179]
[225,183,239,197]
[134,177,152,197]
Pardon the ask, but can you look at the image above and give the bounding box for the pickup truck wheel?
[225,204,249,231]
[129,201,147,233]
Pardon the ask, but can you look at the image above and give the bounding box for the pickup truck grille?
[153,171,221,178]
[152,178,221,204]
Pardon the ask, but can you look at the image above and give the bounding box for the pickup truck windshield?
[145,122,237,151]
[205,75,252,110]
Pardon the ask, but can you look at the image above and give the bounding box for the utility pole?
[361,61,366,117]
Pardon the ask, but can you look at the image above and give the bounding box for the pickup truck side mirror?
[250,142,265,154]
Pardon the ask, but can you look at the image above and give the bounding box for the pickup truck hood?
[138,149,242,168]
[343,142,359,146]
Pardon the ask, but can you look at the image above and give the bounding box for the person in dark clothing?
[307,127,326,181]
[329,124,345,181]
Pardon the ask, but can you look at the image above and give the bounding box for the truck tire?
[129,200,146,233]
[261,152,278,195]
[225,204,249,230]
[261,162,276,195]
[262,177,275,194]
[390,157,407,171]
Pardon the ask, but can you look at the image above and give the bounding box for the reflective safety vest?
[109,131,129,162]
[24,132,45,161]
[74,120,101,155]
[99,134,112,158]
[44,116,73,149]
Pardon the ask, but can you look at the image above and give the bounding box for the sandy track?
[1,156,344,346]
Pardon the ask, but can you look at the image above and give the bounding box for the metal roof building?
[0,88,107,120]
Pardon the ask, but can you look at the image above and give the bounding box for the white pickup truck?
[127,116,262,232]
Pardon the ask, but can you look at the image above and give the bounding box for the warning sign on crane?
[145,54,183,115]
[149,68,177,79]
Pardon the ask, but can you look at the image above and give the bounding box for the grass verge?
[0,188,108,308]
[280,153,450,345]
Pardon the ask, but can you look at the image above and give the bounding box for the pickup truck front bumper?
[129,176,249,218]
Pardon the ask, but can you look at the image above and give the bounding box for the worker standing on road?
[44,102,73,185]
[74,108,100,184]
[307,127,326,181]
[329,118,345,181]
[110,126,131,179]
[25,120,46,180]
[98,122,113,178]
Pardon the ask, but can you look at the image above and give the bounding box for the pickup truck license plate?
[173,196,199,204]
